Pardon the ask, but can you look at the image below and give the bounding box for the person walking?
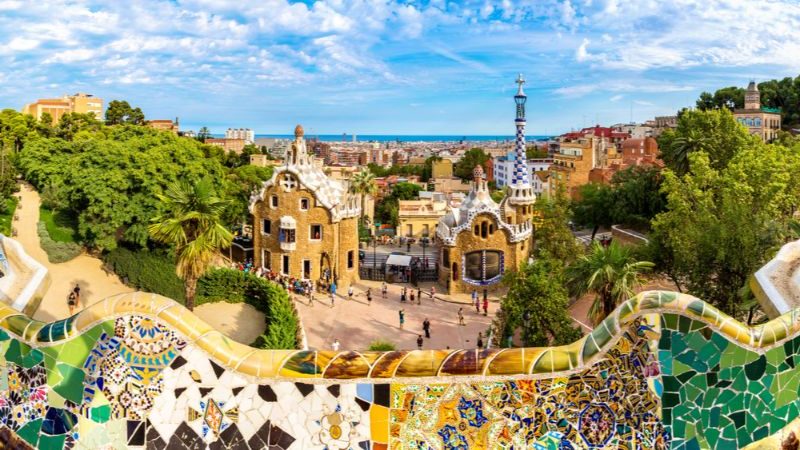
[348,285,354,300]
[473,290,479,314]
[73,284,81,308]
[399,309,405,329]
[477,332,484,349]
[417,335,424,350]
[430,286,436,300]
[67,292,77,315]
[457,308,465,326]
[366,288,372,306]
[330,291,336,307]
[417,288,422,304]
[332,338,340,352]
[410,290,415,304]
[330,281,337,296]
[483,297,489,316]
[422,318,431,339]
[400,288,406,303]
[382,282,388,299]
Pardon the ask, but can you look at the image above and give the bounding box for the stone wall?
[252,184,359,290]
[2,291,800,449]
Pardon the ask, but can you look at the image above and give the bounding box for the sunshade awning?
[385,254,413,266]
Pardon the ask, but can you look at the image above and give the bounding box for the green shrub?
[0,196,18,236]
[367,339,396,351]
[103,247,185,302]
[37,222,82,263]
[40,207,78,243]
[198,268,299,349]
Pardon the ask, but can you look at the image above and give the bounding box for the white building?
[493,151,552,195]
[226,128,255,144]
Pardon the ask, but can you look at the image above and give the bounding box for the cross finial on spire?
[516,73,526,96]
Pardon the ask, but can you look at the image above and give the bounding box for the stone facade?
[250,125,360,290]
[436,165,532,294]
[734,81,782,142]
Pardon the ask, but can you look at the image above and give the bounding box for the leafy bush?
[367,339,396,351]
[0,196,18,236]
[197,268,299,349]
[40,207,77,243]
[37,222,82,263]
[103,247,185,302]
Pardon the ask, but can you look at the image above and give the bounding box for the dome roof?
[294,124,304,137]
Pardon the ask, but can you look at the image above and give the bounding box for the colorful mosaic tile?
[4,291,800,448]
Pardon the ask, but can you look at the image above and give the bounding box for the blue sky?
[1,0,799,135]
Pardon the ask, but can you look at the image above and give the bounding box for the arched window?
[474,225,480,236]
[463,250,504,285]
[480,221,488,238]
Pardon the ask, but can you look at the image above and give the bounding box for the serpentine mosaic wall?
[1,291,800,449]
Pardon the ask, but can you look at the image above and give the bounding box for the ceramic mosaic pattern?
[2,290,800,449]
[659,313,800,449]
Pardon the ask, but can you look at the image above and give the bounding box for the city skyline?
[1,0,800,134]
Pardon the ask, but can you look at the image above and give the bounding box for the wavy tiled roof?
[1,290,797,382]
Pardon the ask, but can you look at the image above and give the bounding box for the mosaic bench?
[1,290,799,449]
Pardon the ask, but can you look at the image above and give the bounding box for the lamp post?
[373,221,380,277]
[421,237,428,269]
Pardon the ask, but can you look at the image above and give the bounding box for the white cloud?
[45,48,95,64]
[6,37,40,51]
[555,80,694,98]
[610,94,623,102]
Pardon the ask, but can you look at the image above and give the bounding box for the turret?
[745,80,760,110]
[506,74,536,208]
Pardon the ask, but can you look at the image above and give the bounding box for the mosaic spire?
[507,74,535,206]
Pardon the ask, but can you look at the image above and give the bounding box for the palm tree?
[149,180,233,311]
[667,130,709,175]
[349,169,377,221]
[566,241,654,325]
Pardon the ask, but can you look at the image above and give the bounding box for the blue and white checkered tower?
[507,74,536,207]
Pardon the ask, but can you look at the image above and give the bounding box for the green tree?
[454,148,490,180]
[608,166,666,230]
[17,126,228,249]
[501,257,581,346]
[223,165,273,225]
[652,147,800,315]
[572,183,614,240]
[149,180,233,311]
[375,182,422,227]
[55,112,103,141]
[526,146,549,159]
[197,127,212,141]
[533,188,581,262]
[658,108,758,175]
[696,86,744,110]
[349,169,377,222]
[105,100,145,125]
[566,241,654,325]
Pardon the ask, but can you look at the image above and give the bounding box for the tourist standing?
[382,282,388,299]
[73,284,81,307]
[366,288,372,306]
[473,290,479,314]
[410,290,415,304]
[330,281,337,296]
[477,332,484,349]
[457,308,465,326]
[483,297,489,316]
[430,286,436,300]
[417,335,424,350]
[399,309,405,329]
[417,287,422,304]
[67,292,76,315]
[348,285,354,300]
[332,338,340,352]
[330,291,335,307]
[422,318,431,339]
[400,288,406,303]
